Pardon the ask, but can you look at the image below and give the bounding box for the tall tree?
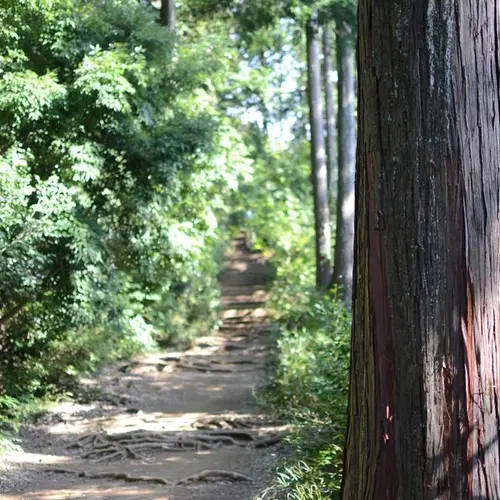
[306,9,332,290]
[160,0,176,31]
[332,22,355,300]
[342,1,500,498]
[322,24,337,201]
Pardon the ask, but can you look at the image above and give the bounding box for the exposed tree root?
[67,428,282,462]
[176,469,252,484]
[126,441,214,452]
[195,341,216,349]
[66,433,109,450]
[176,358,261,373]
[223,342,247,350]
[118,362,139,373]
[176,361,234,373]
[204,430,255,441]
[194,416,267,430]
[209,358,259,365]
[80,445,119,459]
[251,436,282,448]
[227,358,259,365]
[161,354,181,363]
[47,467,251,486]
[47,468,171,485]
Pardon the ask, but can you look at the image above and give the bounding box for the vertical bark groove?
[342,1,500,498]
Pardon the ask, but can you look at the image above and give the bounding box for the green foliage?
[259,461,334,500]
[216,16,350,487]
[259,291,350,498]
[232,128,350,499]
[0,0,242,403]
[184,0,356,35]
[0,3,355,496]
[232,140,315,287]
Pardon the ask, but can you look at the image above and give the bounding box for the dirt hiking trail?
[1,236,285,499]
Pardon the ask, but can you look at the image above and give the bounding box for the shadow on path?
[1,235,284,500]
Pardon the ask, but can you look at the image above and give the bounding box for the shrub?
[261,290,350,498]
[0,0,237,402]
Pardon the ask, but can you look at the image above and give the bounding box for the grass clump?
[260,289,351,499]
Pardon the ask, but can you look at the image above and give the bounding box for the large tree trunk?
[332,23,355,301]
[322,24,337,203]
[160,0,176,31]
[341,2,500,498]
[306,10,332,290]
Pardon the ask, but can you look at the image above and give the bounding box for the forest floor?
[0,236,286,499]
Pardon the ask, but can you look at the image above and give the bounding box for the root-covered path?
[1,236,283,499]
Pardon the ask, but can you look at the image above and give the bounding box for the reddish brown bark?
[341,1,500,498]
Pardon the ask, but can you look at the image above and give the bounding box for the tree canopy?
[0,0,357,496]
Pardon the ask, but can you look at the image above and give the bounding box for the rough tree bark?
[332,22,355,301]
[307,10,332,290]
[341,1,500,498]
[322,24,337,203]
[160,0,176,31]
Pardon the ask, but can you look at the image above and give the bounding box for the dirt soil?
[0,236,285,500]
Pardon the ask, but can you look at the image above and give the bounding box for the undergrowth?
[235,149,352,498]
[258,288,351,499]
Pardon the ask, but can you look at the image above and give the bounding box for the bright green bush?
[231,141,316,285]
[229,133,349,499]
[0,0,241,400]
[260,291,350,498]
[232,140,350,498]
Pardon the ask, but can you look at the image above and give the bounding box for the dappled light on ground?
[1,485,161,500]
[2,237,285,499]
[4,453,72,466]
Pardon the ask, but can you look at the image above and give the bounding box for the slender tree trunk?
[333,23,355,301]
[341,1,500,498]
[160,0,176,31]
[306,10,332,290]
[322,24,337,202]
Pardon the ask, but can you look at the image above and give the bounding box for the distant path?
[1,235,283,499]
